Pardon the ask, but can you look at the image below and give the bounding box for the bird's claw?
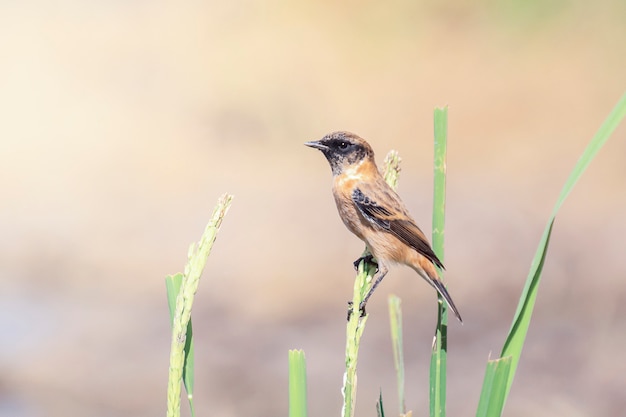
[353,254,377,271]
[346,301,367,321]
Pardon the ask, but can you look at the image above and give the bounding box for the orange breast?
[332,176,367,241]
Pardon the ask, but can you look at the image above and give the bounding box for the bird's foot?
[353,254,377,271]
[346,301,367,321]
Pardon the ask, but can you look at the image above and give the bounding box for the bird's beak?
[304,140,329,152]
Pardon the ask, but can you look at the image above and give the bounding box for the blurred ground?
[1,1,625,416]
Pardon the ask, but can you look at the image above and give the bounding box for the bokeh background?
[1,1,625,416]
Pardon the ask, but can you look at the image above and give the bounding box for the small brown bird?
[305,131,462,322]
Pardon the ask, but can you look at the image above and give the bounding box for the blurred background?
[1,1,625,416]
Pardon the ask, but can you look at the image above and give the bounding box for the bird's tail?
[431,279,463,323]
[411,263,463,323]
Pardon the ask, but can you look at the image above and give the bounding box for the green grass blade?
[376,389,386,417]
[382,150,401,188]
[499,92,626,400]
[166,193,233,417]
[388,295,406,415]
[289,349,308,417]
[342,152,401,417]
[476,356,512,417]
[165,273,196,417]
[430,106,449,417]
[342,260,374,417]
[165,274,183,319]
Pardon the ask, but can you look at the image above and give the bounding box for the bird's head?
[305,131,375,176]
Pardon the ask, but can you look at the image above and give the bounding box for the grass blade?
[289,349,308,417]
[499,92,626,398]
[165,273,196,417]
[476,356,512,417]
[342,260,374,417]
[166,193,233,417]
[430,106,449,417]
[388,295,406,415]
[473,91,626,417]
[376,389,386,417]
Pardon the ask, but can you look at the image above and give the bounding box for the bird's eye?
[338,141,349,150]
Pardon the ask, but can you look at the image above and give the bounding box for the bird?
[305,131,462,322]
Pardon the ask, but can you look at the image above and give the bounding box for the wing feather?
[352,187,444,269]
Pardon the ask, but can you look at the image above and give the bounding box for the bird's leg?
[346,300,368,320]
[353,253,377,271]
[358,263,389,316]
[347,254,379,320]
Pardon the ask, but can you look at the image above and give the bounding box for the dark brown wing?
[352,186,444,269]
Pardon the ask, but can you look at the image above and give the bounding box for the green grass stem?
[165,193,233,417]
[288,349,308,417]
[430,106,449,417]
[476,356,512,417]
[376,390,386,417]
[388,295,406,415]
[165,273,196,417]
